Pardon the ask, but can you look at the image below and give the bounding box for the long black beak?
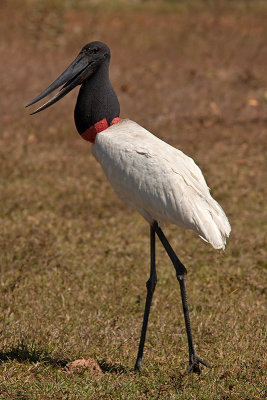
[26,51,98,115]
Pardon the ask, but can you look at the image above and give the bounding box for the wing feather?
[93,119,231,249]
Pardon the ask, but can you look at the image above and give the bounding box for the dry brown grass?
[0,1,266,399]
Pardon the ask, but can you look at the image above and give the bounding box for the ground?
[0,1,266,399]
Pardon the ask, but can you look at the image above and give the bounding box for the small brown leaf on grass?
[62,358,103,375]
[28,134,36,142]
[210,101,220,116]
[27,215,38,223]
[247,98,258,107]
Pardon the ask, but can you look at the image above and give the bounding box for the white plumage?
[93,119,231,249]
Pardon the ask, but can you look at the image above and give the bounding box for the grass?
[0,0,266,398]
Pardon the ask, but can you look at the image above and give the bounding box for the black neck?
[74,62,120,134]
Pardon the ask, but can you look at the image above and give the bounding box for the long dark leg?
[154,222,210,374]
[134,224,157,371]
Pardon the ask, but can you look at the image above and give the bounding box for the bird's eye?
[92,47,99,54]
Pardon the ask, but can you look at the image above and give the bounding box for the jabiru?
[26,41,231,373]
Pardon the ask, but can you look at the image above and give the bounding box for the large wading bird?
[26,41,231,373]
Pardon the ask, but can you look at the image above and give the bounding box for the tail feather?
[193,197,231,250]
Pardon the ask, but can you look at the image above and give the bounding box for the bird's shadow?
[0,342,128,374]
[0,341,69,368]
[97,359,128,374]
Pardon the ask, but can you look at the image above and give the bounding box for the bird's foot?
[186,354,211,375]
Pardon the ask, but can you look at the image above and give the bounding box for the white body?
[92,119,231,249]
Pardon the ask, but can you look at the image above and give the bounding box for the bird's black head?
[81,41,111,62]
[26,41,112,114]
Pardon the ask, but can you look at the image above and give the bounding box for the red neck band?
[81,118,123,143]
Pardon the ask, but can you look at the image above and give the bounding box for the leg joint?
[176,269,187,282]
[146,273,157,293]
